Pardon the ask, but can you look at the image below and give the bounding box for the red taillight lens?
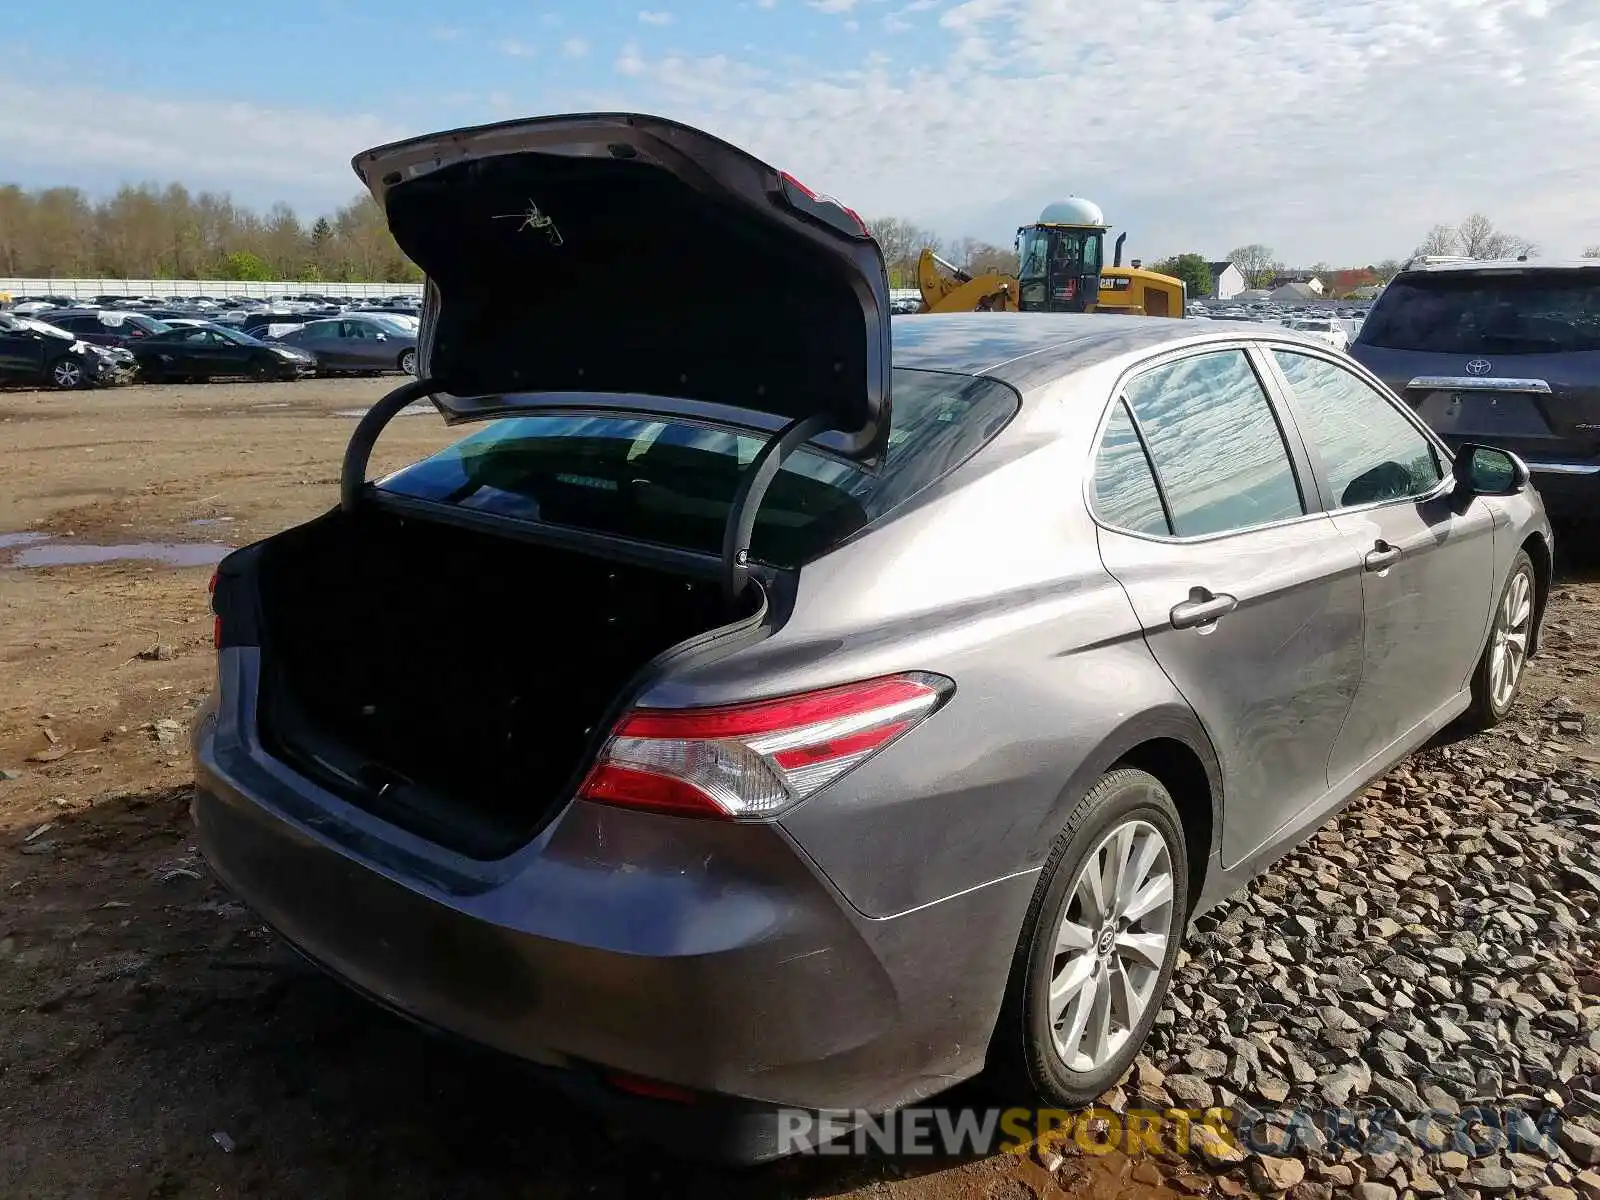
[604,1072,700,1105]
[578,674,949,819]
[778,170,870,238]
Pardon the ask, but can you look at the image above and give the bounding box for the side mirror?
[1451,443,1529,509]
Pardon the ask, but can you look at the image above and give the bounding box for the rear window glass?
[1359,270,1600,354]
[378,368,1019,567]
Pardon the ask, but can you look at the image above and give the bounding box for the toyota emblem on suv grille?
[1465,359,1492,375]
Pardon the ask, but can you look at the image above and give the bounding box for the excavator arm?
[915,248,1016,313]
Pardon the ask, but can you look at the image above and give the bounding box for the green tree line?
[0,182,421,282]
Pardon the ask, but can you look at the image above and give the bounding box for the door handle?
[1364,540,1403,572]
[1170,586,1238,630]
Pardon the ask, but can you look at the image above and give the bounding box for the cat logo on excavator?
[914,197,1186,318]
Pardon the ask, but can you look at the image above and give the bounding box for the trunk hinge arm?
[721,412,836,604]
[340,377,441,512]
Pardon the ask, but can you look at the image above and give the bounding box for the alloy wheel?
[1490,566,1534,711]
[1048,819,1174,1072]
[52,360,83,388]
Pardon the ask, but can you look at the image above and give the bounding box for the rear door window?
[1271,350,1443,508]
[1360,270,1600,354]
[1122,349,1304,537]
[1092,400,1169,535]
[379,368,1019,566]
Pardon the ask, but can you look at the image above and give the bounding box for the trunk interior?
[253,506,753,859]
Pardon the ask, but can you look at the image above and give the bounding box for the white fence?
[0,279,424,301]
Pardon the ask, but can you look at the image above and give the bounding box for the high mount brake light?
[578,674,950,819]
[778,171,871,239]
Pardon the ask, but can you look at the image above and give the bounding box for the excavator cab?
[1016,219,1104,313]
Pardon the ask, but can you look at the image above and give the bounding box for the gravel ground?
[3,377,1599,1199]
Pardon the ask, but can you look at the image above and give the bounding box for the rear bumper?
[1524,460,1600,519]
[190,650,1030,1151]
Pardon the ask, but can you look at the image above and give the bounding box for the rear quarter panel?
[644,380,1216,919]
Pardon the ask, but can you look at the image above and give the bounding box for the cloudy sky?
[4,0,1598,264]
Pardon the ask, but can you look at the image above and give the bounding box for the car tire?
[49,358,89,390]
[250,357,274,382]
[398,348,417,376]
[990,768,1188,1106]
[1460,549,1537,731]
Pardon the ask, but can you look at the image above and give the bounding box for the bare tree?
[863,215,943,286]
[1226,244,1275,288]
[1414,224,1459,257]
[1373,259,1402,283]
[965,241,1019,277]
[1583,245,1600,259]
[1456,212,1536,260]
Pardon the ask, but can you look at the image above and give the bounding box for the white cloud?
[562,36,590,58]
[428,26,463,42]
[615,43,648,76]
[938,0,1006,29]
[758,0,778,7]
[5,0,1600,262]
[638,10,675,24]
[845,18,860,30]
[598,0,1600,260]
[498,39,536,57]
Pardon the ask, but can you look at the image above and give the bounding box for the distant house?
[1269,282,1322,302]
[1267,271,1325,296]
[1327,268,1378,295]
[1236,288,1272,301]
[1350,284,1383,300]
[1208,261,1246,300]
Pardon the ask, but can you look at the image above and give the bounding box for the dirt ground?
[2,378,1597,1199]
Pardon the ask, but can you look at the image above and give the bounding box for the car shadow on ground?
[1553,520,1600,584]
[2,784,1007,1199]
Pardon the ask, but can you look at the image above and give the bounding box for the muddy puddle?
[0,538,232,568]
[333,402,434,418]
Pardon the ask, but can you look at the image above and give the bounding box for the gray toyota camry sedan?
[192,113,1553,1160]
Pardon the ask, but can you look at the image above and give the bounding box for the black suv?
[1351,260,1600,519]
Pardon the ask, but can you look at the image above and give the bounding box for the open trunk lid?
[351,113,894,461]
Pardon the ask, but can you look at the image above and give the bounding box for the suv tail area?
[1351,261,1600,518]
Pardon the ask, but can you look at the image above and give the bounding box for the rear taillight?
[778,171,871,238]
[578,673,950,819]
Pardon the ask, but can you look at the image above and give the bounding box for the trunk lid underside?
[352,113,894,462]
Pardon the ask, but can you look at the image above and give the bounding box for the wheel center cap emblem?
[1097,927,1117,956]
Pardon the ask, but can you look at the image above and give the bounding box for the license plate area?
[1413,389,1552,438]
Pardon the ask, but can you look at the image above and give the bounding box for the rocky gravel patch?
[1080,695,1600,1199]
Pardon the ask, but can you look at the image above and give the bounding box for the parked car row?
[0,307,418,387]
[8,292,421,320]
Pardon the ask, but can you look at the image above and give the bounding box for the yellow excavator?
[916,198,1186,318]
